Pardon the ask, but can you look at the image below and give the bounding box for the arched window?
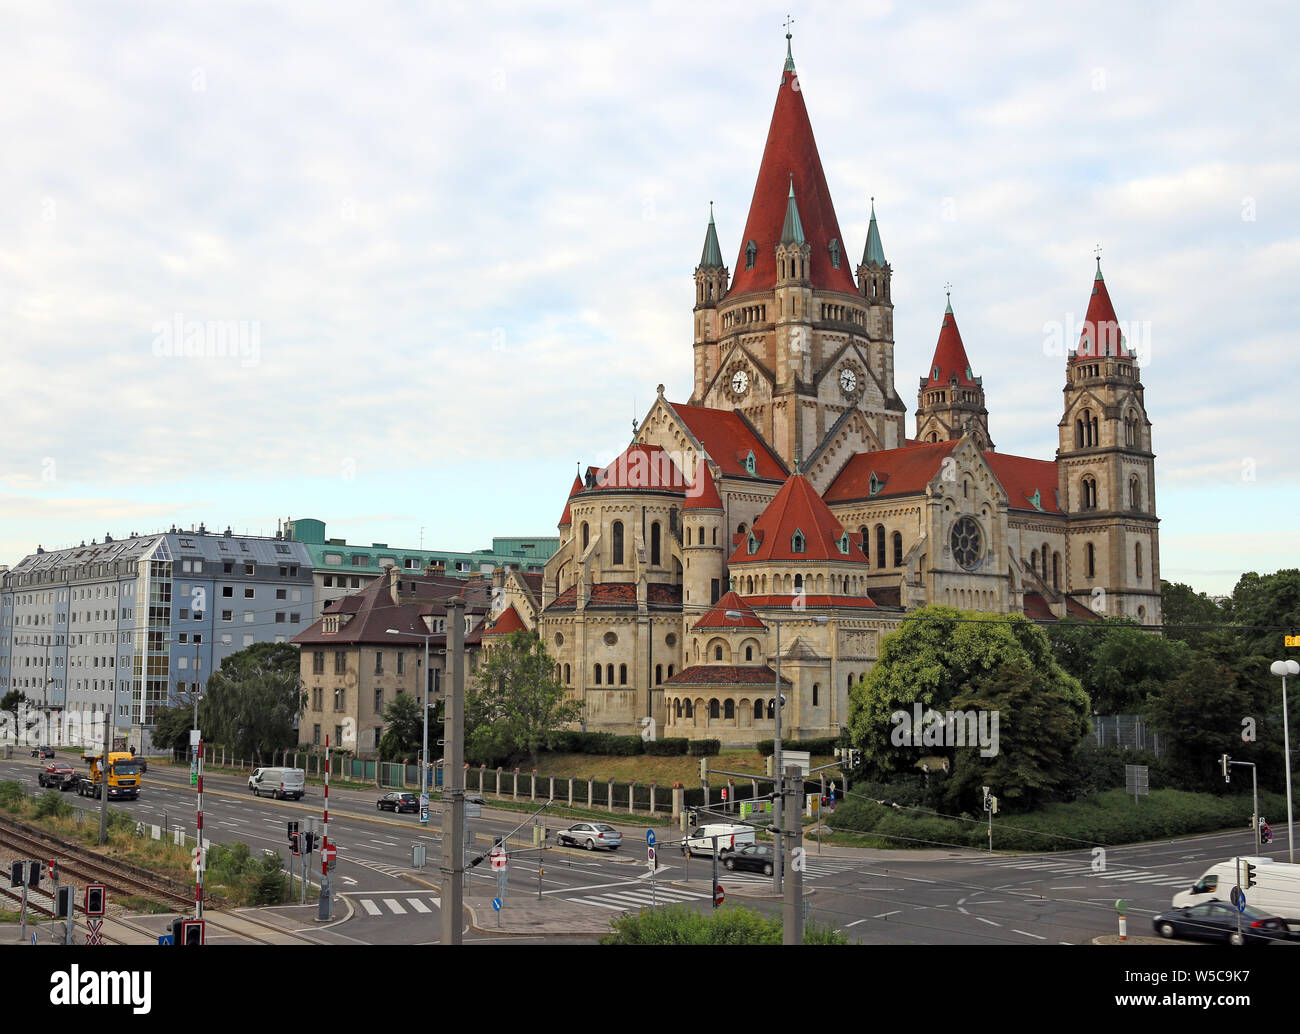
[876,525,886,567]
[564,664,570,683]
[1082,477,1097,509]
[1129,476,1141,511]
[1041,543,1049,579]
[667,664,674,679]
[1085,542,1096,578]
[611,522,624,565]
[767,699,776,719]
[1075,417,1085,449]
[1052,552,1061,590]
[619,664,627,685]
[684,699,693,718]
[754,699,764,720]
[1125,411,1137,447]
[1135,542,1143,579]
[581,522,589,550]
[745,646,753,661]
[594,664,602,685]
[712,527,717,546]
[650,523,661,566]
[892,532,903,568]
[791,530,806,554]
[675,699,682,718]
[1030,548,1039,572]
[859,526,869,562]
[812,684,819,707]
[607,664,615,685]
[655,663,663,684]
[794,573,803,591]
[685,526,692,546]
[714,645,723,661]
[724,699,735,720]
[709,699,720,720]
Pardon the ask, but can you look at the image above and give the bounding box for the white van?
[1172,858,1300,921]
[248,767,306,800]
[682,823,756,858]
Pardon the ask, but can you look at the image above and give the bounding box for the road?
[2,754,1295,945]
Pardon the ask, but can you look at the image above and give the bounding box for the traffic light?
[9,861,20,888]
[54,886,73,919]
[303,831,316,854]
[688,809,698,826]
[27,860,41,889]
[84,885,105,916]
[181,919,205,946]
[1221,754,1231,783]
[289,832,301,856]
[1244,861,1258,889]
[699,757,709,781]
[170,917,183,944]
[48,860,58,883]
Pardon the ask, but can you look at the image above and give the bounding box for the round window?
[950,517,983,571]
[555,632,564,647]
[603,631,618,646]
[665,633,677,647]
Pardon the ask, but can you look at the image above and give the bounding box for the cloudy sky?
[1,1,1296,594]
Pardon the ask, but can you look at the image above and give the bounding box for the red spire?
[924,302,978,388]
[692,590,766,630]
[728,474,867,564]
[684,463,722,510]
[558,474,582,527]
[1074,264,1129,361]
[726,59,857,297]
[482,605,528,636]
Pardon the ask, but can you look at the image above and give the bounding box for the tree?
[1161,580,1227,649]
[845,606,1089,809]
[0,690,28,743]
[1225,569,1300,659]
[1046,618,1191,713]
[467,632,582,768]
[377,692,428,761]
[151,703,194,753]
[1146,655,1256,793]
[201,643,304,764]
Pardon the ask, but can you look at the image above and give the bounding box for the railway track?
[0,821,196,911]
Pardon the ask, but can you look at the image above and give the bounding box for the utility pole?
[98,709,110,846]
[782,767,804,945]
[440,596,466,945]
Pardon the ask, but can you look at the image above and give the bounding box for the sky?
[1,1,1296,595]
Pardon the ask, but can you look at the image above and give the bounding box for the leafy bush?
[643,737,690,756]
[0,780,26,809]
[601,903,849,945]
[688,739,721,757]
[253,851,289,905]
[755,737,837,756]
[34,790,72,819]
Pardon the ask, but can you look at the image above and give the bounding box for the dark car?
[30,745,55,759]
[1153,902,1293,946]
[377,791,419,814]
[38,763,76,790]
[723,843,774,876]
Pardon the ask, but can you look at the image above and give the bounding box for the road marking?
[1013,929,1047,940]
[874,911,901,919]
[569,896,629,910]
[977,917,1000,927]
[382,899,406,914]
[406,898,431,913]
[899,876,935,883]
[360,899,381,916]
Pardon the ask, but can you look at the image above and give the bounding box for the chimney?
[388,564,402,606]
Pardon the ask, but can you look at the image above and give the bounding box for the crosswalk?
[348,893,441,917]
[956,856,1194,888]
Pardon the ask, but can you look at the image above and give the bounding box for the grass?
[118,895,172,914]
[499,750,842,787]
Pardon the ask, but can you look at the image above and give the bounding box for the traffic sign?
[158,935,174,946]
[492,897,502,912]
[647,846,656,866]
[191,846,204,872]
[85,919,103,946]
[323,845,338,864]
[714,884,725,907]
[646,829,655,846]
[489,845,508,870]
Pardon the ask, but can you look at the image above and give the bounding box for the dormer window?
[747,532,759,556]
[744,450,756,476]
[745,240,758,270]
[932,366,940,380]
[828,238,841,269]
[791,529,806,554]
[868,471,884,497]
[837,531,850,555]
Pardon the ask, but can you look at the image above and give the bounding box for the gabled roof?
[728,474,867,564]
[1074,262,1130,361]
[725,51,858,298]
[590,443,690,494]
[558,474,583,527]
[982,451,1061,514]
[692,590,766,630]
[823,440,957,504]
[481,604,528,636]
[292,573,491,646]
[663,665,791,688]
[684,463,723,511]
[923,302,978,388]
[666,402,786,481]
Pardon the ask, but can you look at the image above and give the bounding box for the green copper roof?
[862,199,886,266]
[780,179,805,245]
[1095,256,1104,282]
[699,204,724,269]
[784,33,795,73]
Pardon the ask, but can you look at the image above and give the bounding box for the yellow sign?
[1286,635,1300,648]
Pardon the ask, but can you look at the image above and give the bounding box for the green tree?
[0,690,27,743]
[1146,655,1255,793]
[1047,618,1190,713]
[377,692,427,761]
[1161,580,1227,649]
[467,631,582,768]
[1225,569,1300,659]
[201,643,304,764]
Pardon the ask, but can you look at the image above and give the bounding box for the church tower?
[1057,260,1161,624]
[692,205,730,394]
[856,199,894,347]
[914,295,993,449]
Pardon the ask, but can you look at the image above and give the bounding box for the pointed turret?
[780,178,806,245]
[1074,258,1129,360]
[699,204,724,269]
[862,200,886,267]
[558,473,583,528]
[694,203,730,314]
[856,197,893,308]
[915,294,992,448]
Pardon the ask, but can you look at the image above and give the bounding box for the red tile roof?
[292,573,491,646]
[481,604,528,636]
[738,594,879,610]
[1064,596,1104,621]
[1074,269,1131,361]
[684,462,723,511]
[1022,592,1055,621]
[692,591,767,630]
[545,582,683,612]
[667,402,786,481]
[725,65,858,298]
[924,306,978,387]
[591,443,690,493]
[663,665,791,687]
[982,451,1061,514]
[822,441,956,504]
[558,474,583,527]
[730,474,868,564]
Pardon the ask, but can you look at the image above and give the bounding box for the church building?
[519,36,1161,745]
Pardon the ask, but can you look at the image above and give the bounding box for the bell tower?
[914,293,993,449]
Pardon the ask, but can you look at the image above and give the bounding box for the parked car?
[682,823,756,858]
[1152,902,1294,946]
[723,843,774,876]
[555,822,623,851]
[377,791,419,814]
[30,745,55,759]
[38,763,76,790]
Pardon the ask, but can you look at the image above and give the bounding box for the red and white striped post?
[195,738,204,919]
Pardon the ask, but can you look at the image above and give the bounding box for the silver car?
[555,822,622,851]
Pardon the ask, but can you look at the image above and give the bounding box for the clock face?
[731,369,749,395]
[840,367,857,393]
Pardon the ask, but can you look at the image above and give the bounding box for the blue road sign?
[646,829,655,846]
[420,809,429,823]
[1236,892,1247,913]
[158,935,174,946]
[492,897,502,911]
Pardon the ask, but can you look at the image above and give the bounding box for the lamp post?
[727,608,829,894]
[1269,659,1298,863]
[387,628,436,806]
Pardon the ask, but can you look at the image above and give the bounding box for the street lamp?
[1269,659,1298,863]
[387,628,437,806]
[727,609,829,893]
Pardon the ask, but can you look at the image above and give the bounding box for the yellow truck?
[76,750,142,800]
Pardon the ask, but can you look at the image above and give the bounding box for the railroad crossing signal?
[287,820,300,836]
[8,861,20,888]
[27,860,41,889]
[323,844,337,865]
[84,919,103,946]
[48,860,58,882]
[84,885,106,916]
[54,886,73,919]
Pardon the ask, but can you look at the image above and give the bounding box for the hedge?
[688,739,722,757]
[755,737,838,757]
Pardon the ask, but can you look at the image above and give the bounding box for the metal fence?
[1092,714,1164,757]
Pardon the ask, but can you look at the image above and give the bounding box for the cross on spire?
[784,14,795,37]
